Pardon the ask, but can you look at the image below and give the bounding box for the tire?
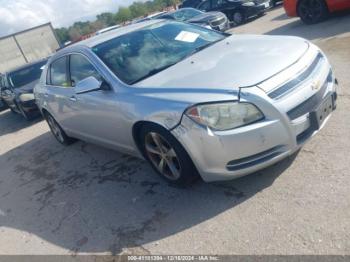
[18,103,33,121]
[297,0,328,24]
[231,10,246,25]
[45,113,76,145]
[139,124,199,186]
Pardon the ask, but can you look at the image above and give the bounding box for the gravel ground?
[0,6,349,255]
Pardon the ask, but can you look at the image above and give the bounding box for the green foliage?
[97,12,116,27]
[54,0,182,44]
[115,7,132,23]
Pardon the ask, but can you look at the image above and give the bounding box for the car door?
[327,0,350,11]
[63,53,131,151]
[45,55,78,131]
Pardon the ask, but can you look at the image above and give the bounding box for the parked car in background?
[284,0,350,24]
[180,0,205,8]
[134,11,168,23]
[35,20,337,186]
[1,59,47,120]
[157,8,230,31]
[0,74,8,111]
[182,0,270,25]
[95,25,122,35]
[270,0,283,7]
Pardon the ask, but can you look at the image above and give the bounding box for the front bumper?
[19,99,39,113]
[210,17,230,32]
[171,73,337,182]
[0,98,8,111]
[245,2,270,17]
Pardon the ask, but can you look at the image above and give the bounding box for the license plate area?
[309,94,334,130]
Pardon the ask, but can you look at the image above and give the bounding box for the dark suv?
[0,74,8,111]
[0,59,47,120]
[180,0,270,25]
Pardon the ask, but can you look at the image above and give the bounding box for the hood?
[14,79,39,94]
[187,11,224,23]
[136,35,309,91]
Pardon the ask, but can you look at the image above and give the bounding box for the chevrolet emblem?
[311,79,321,91]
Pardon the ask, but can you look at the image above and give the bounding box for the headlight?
[195,23,212,29]
[186,102,264,131]
[19,93,35,102]
[242,1,256,6]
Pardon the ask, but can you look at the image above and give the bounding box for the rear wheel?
[45,113,75,145]
[139,124,199,186]
[298,0,328,24]
[231,10,246,25]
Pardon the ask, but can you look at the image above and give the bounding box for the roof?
[162,7,199,16]
[71,20,163,49]
[96,25,122,35]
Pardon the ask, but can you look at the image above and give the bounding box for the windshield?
[93,21,226,85]
[172,9,203,21]
[8,60,47,88]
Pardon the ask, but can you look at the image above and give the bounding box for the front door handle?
[44,93,49,97]
[69,96,77,102]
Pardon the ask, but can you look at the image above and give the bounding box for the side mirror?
[75,76,110,95]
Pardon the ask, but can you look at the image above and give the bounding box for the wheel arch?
[132,120,172,157]
[296,0,329,17]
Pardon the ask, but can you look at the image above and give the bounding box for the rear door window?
[49,56,70,87]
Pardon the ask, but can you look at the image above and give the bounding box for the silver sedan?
[34,20,337,185]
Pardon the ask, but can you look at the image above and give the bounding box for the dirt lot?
[0,7,350,255]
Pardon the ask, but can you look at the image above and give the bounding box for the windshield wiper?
[130,62,178,84]
[179,39,223,62]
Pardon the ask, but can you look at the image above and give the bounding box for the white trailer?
[0,23,60,73]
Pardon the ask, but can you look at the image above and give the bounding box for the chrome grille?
[268,53,323,99]
[287,70,332,120]
[210,17,226,27]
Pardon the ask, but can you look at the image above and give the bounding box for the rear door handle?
[69,96,77,102]
[44,93,49,97]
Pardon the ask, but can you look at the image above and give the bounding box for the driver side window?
[69,54,102,87]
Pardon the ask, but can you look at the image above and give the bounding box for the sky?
[0,0,138,37]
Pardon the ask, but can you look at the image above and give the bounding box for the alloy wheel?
[233,12,244,24]
[47,115,64,143]
[144,132,182,181]
[299,0,323,23]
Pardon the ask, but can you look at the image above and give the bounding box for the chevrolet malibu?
[34,20,337,185]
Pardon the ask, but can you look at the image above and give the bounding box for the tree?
[54,0,182,42]
[115,7,132,23]
[129,2,148,18]
[96,12,115,27]
[68,27,82,42]
[55,27,69,44]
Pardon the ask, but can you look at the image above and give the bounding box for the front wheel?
[139,124,199,186]
[231,10,246,25]
[18,103,33,121]
[298,0,328,24]
[45,113,75,145]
